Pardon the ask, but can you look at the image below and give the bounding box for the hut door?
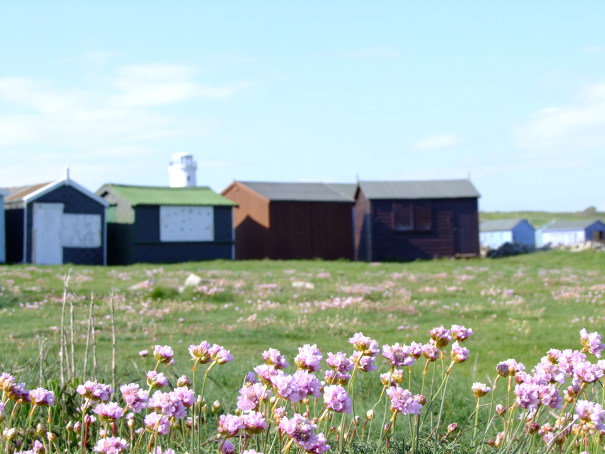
[32,203,64,265]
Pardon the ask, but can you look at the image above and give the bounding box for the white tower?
[168,152,198,187]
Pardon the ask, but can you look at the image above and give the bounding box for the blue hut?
[479,219,535,249]
[538,220,605,247]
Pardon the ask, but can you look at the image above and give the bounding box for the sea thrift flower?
[120,383,148,413]
[451,342,470,363]
[237,382,271,411]
[409,342,424,359]
[382,343,416,367]
[217,414,244,437]
[471,382,491,398]
[387,386,423,414]
[575,400,605,432]
[176,375,191,387]
[144,412,171,435]
[153,345,174,364]
[451,324,473,342]
[262,348,289,369]
[139,350,149,357]
[148,390,187,419]
[349,332,380,356]
[0,373,15,393]
[580,329,605,357]
[93,436,128,453]
[324,370,351,386]
[29,388,55,407]
[93,402,124,422]
[323,385,352,413]
[219,439,235,454]
[189,341,212,364]
[326,352,354,373]
[242,410,268,434]
[146,371,169,388]
[209,344,234,364]
[496,359,525,377]
[381,369,405,386]
[294,344,322,372]
[293,370,322,399]
[242,450,264,454]
[270,371,304,403]
[279,413,329,452]
[254,364,278,383]
[429,326,452,349]
[573,360,604,384]
[351,351,378,372]
[76,381,112,402]
[422,343,440,362]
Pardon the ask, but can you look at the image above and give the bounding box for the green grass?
[479,209,605,228]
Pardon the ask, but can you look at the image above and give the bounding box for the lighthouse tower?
[168,152,198,187]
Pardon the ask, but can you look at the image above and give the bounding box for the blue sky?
[1,1,604,211]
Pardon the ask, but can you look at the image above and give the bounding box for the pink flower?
[422,343,440,362]
[93,402,124,422]
[242,410,268,434]
[144,412,171,435]
[380,369,404,386]
[93,436,128,453]
[324,370,351,386]
[323,385,352,413]
[575,400,605,432]
[451,342,469,363]
[349,332,379,356]
[76,381,113,402]
[120,383,149,413]
[29,387,55,407]
[210,344,233,364]
[573,360,604,384]
[496,359,525,377]
[189,341,212,364]
[270,371,305,403]
[218,414,244,437]
[219,439,235,454]
[387,386,422,414]
[279,413,329,452]
[153,345,174,364]
[580,329,605,358]
[294,344,322,372]
[471,382,491,398]
[146,371,169,388]
[254,364,278,384]
[139,350,149,357]
[326,351,354,373]
[293,370,322,399]
[351,351,377,372]
[148,390,187,419]
[382,343,416,367]
[451,324,473,342]
[429,326,452,349]
[262,348,289,369]
[237,382,272,411]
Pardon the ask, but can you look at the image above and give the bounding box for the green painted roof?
[98,184,236,206]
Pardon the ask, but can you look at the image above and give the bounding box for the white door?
[32,203,64,265]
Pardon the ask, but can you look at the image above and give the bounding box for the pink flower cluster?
[279,413,330,453]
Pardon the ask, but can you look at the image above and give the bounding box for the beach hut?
[354,179,480,261]
[4,174,108,265]
[97,184,236,264]
[221,181,356,260]
[538,219,605,247]
[479,219,536,249]
[0,189,7,263]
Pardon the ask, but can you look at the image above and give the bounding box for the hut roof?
[541,219,604,231]
[358,179,480,200]
[4,179,107,208]
[98,184,236,207]
[237,181,356,203]
[480,219,532,232]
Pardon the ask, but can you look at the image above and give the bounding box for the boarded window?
[414,204,432,231]
[160,206,214,242]
[392,202,413,231]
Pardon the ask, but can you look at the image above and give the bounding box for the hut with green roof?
[97,184,236,264]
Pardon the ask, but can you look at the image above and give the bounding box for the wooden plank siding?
[356,196,479,261]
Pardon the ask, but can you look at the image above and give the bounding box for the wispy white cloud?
[514,82,605,152]
[0,63,246,149]
[412,133,462,150]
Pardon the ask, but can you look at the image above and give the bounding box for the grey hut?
[4,176,108,265]
[97,184,236,264]
[355,179,480,261]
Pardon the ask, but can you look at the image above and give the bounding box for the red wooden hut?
[355,179,480,261]
[221,181,355,260]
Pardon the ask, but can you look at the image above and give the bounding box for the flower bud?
[127,418,135,430]
[366,409,374,420]
[355,416,361,426]
[66,421,73,432]
[177,375,191,387]
[47,431,57,442]
[73,422,82,432]
[447,423,458,433]
[415,394,427,406]
[496,404,506,417]
[36,423,46,436]
[3,428,17,440]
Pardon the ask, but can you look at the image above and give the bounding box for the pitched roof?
[98,184,236,206]
[541,219,605,231]
[358,179,480,200]
[238,181,355,202]
[480,219,532,232]
[4,179,107,207]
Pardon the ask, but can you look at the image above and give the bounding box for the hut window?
[160,206,214,242]
[392,202,413,231]
[414,204,432,231]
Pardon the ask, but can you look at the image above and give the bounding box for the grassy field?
[1,250,604,391]
[479,209,605,228]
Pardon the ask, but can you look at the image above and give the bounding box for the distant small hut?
[479,219,536,249]
[0,189,8,263]
[4,174,108,265]
[537,219,605,247]
[97,184,236,264]
[354,179,480,261]
[221,181,356,260]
